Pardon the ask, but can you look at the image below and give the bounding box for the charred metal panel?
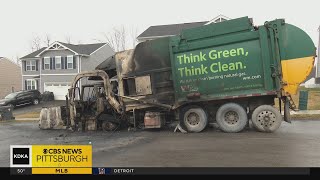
[135,75,152,95]
[84,117,97,131]
[95,54,117,79]
[130,38,172,75]
[144,111,165,129]
[115,38,175,112]
[123,77,136,96]
[115,50,134,98]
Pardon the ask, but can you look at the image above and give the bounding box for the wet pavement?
[0,120,320,167]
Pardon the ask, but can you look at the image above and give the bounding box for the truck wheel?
[102,121,118,131]
[251,105,282,132]
[216,103,248,133]
[180,105,208,133]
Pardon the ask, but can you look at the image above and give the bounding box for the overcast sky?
[1,0,319,62]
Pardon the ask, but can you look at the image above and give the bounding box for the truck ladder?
[287,94,298,111]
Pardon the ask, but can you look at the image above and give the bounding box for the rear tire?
[180,105,208,133]
[216,103,248,133]
[251,105,282,132]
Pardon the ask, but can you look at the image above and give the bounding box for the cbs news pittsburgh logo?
[10,145,92,174]
[10,145,32,167]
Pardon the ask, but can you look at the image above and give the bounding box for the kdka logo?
[10,145,32,167]
[13,148,29,164]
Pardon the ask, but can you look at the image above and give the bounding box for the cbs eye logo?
[10,145,32,167]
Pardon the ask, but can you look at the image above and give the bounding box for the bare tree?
[119,26,126,51]
[107,27,122,52]
[94,25,139,52]
[43,34,52,47]
[65,35,72,44]
[15,54,21,65]
[95,26,126,52]
[30,35,42,52]
[130,26,139,49]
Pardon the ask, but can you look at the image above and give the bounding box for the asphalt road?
[0,120,320,167]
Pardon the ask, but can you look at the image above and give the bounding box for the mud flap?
[284,97,291,123]
[174,123,187,133]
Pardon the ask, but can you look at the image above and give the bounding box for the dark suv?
[0,90,42,108]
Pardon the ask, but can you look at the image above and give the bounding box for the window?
[55,56,61,69]
[26,60,36,71]
[67,55,73,69]
[44,57,50,70]
[26,79,37,90]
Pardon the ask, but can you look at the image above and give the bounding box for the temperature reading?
[17,169,25,173]
[11,168,30,175]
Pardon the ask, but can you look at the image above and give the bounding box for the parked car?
[0,90,42,109]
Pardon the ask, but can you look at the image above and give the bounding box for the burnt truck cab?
[66,45,174,131]
[67,73,122,131]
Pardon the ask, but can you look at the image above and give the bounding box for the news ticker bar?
[8,167,319,175]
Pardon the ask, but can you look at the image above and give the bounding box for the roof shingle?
[137,21,208,39]
[20,42,107,59]
[20,47,47,59]
[59,42,106,55]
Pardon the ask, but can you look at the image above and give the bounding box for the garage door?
[44,83,70,100]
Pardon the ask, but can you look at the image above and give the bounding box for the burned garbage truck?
[40,17,316,133]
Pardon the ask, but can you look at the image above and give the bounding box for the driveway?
[12,100,66,116]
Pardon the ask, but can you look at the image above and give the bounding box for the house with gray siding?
[20,41,114,100]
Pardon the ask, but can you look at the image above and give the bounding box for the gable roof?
[58,42,106,55]
[20,47,47,59]
[137,21,208,39]
[137,15,232,40]
[20,42,108,59]
[205,14,231,25]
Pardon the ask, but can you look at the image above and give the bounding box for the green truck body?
[169,17,315,104]
[68,16,316,133]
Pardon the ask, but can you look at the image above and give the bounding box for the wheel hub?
[224,111,239,125]
[257,111,276,128]
[102,121,117,131]
[187,112,200,126]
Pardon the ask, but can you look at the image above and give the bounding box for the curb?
[280,110,320,115]
[290,110,320,115]
[14,118,39,121]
